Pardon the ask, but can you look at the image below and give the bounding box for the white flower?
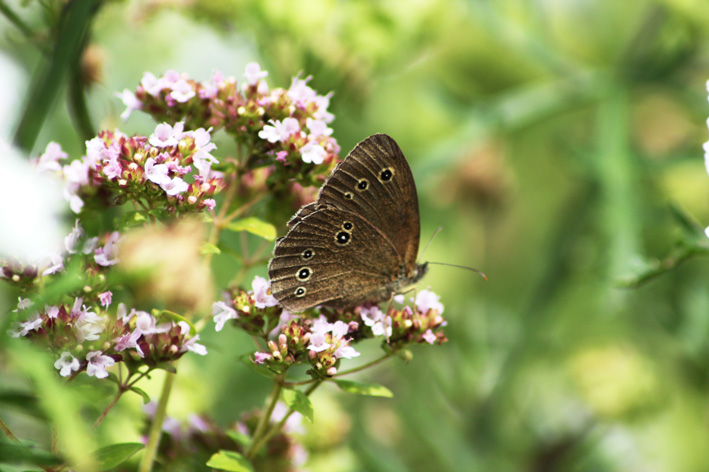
[181,334,208,355]
[212,301,238,331]
[75,309,106,342]
[86,351,115,379]
[300,141,326,165]
[251,276,279,308]
[258,118,300,143]
[54,352,80,377]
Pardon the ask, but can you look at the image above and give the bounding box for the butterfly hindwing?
[269,206,400,312]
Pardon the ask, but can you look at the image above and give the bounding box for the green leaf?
[239,354,277,379]
[206,450,254,472]
[282,388,314,423]
[93,443,144,471]
[333,379,394,398]
[118,211,148,228]
[201,242,221,255]
[0,440,61,466]
[227,217,277,241]
[226,430,252,448]
[129,386,151,404]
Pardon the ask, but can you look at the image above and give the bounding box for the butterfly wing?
[268,206,401,313]
[312,134,421,270]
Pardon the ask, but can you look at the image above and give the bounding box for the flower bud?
[278,334,287,346]
[326,366,337,376]
[237,106,246,115]
[83,285,92,293]
[272,350,282,360]
[308,350,316,360]
[267,340,278,353]
[188,196,197,204]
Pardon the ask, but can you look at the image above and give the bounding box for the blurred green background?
[4,0,709,470]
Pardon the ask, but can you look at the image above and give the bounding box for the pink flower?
[34,142,67,173]
[360,306,391,337]
[203,199,216,211]
[308,332,330,352]
[306,118,332,138]
[144,157,170,186]
[212,301,238,332]
[54,352,80,377]
[251,276,278,308]
[170,79,196,103]
[288,76,316,106]
[300,141,326,165]
[115,89,142,120]
[160,177,189,196]
[149,122,184,147]
[94,231,120,266]
[46,305,59,319]
[103,157,122,180]
[258,118,300,143]
[275,151,288,163]
[253,352,272,364]
[422,329,436,344]
[141,72,163,96]
[86,351,115,379]
[244,62,268,85]
[99,291,112,307]
[415,289,444,314]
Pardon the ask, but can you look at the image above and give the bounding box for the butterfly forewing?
[315,134,421,269]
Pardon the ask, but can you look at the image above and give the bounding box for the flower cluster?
[1,220,119,292]
[117,63,339,185]
[215,277,447,379]
[8,295,206,379]
[33,127,223,216]
[212,276,292,336]
[139,402,307,472]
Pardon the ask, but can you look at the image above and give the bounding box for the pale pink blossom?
[86,351,115,379]
[244,62,268,85]
[54,352,80,377]
[251,276,278,308]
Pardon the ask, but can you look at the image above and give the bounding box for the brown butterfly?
[268,134,427,313]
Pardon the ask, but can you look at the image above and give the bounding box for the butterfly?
[268,134,427,313]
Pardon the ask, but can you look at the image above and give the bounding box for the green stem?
[68,65,95,143]
[250,381,322,454]
[138,371,175,472]
[0,1,38,46]
[245,374,286,460]
[0,416,19,442]
[13,0,101,151]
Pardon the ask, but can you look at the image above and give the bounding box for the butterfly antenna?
[427,262,488,281]
[420,227,443,261]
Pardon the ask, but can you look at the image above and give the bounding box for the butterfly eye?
[342,221,354,231]
[379,168,394,182]
[344,192,353,200]
[335,231,351,246]
[294,287,306,297]
[301,249,314,260]
[357,179,369,191]
[297,267,312,281]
